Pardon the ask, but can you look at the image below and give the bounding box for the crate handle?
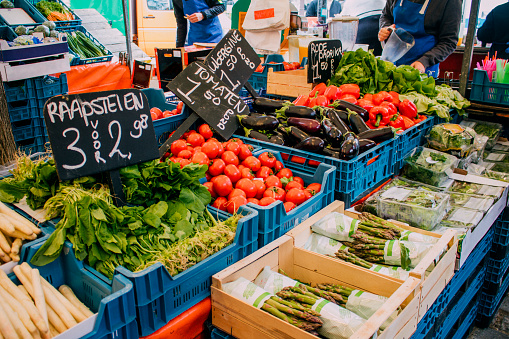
[366,155,379,166]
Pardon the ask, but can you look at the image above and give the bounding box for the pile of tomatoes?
[254,61,302,73]
[166,124,322,214]
[150,101,184,121]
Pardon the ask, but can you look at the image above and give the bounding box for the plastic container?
[483,151,509,164]
[0,0,45,26]
[438,206,484,229]
[19,238,139,338]
[328,16,359,52]
[426,123,476,158]
[470,69,509,107]
[447,192,494,212]
[377,187,450,230]
[402,147,458,187]
[448,181,505,200]
[93,205,259,337]
[460,118,503,150]
[56,26,112,64]
[11,117,46,141]
[27,0,81,28]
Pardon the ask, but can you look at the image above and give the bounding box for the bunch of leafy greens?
[434,85,471,114]
[403,147,458,187]
[427,124,476,156]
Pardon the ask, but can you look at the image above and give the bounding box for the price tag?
[307,39,342,84]
[167,61,249,140]
[44,89,159,182]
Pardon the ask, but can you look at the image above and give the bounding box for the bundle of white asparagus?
[0,262,94,338]
[0,202,41,263]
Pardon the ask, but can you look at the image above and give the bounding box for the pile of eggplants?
[239,97,395,160]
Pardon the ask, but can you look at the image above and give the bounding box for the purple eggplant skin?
[322,118,343,147]
[285,126,310,142]
[348,111,370,134]
[358,139,377,154]
[285,105,317,119]
[295,137,325,152]
[328,109,353,135]
[247,130,271,142]
[357,127,395,143]
[323,147,341,159]
[240,115,279,131]
[339,134,360,160]
[253,97,286,113]
[269,133,285,145]
[336,100,369,121]
[324,108,349,124]
[287,117,321,134]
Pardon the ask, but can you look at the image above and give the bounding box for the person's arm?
[416,0,461,68]
[172,0,187,47]
[202,0,226,19]
[477,11,494,43]
[379,0,394,30]
[306,0,317,17]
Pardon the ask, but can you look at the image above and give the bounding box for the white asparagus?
[4,235,11,247]
[59,285,94,318]
[0,300,18,339]
[0,290,33,339]
[10,239,22,255]
[0,215,15,236]
[0,287,38,335]
[32,269,48,329]
[8,252,19,262]
[48,323,60,338]
[4,230,36,240]
[17,285,30,297]
[0,248,11,263]
[0,270,49,336]
[0,231,10,253]
[0,202,41,235]
[2,214,33,236]
[46,305,67,334]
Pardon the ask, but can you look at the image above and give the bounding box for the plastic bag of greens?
[460,119,503,150]
[311,212,361,243]
[223,277,273,309]
[448,181,504,200]
[427,123,476,157]
[254,266,301,294]
[439,207,484,229]
[448,192,494,212]
[303,232,349,257]
[402,147,458,187]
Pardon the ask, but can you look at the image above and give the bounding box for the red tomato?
[256,166,273,180]
[211,197,228,211]
[247,198,260,205]
[228,188,246,200]
[222,151,239,166]
[198,124,213,139]
[215,141,224,157]
[162,110,172,118]
[192,146,202,154]
[208,159,226,176]
[229,138,243,144]
[150,107,163,119]
[285,181,304,191]
[170,139,187,156]
[258,152,277,168]
[224,164,241,183]
[303,189,313,200]
[265,175,282,188]
[293,177,304,186]
[201,141,220,159]
[213,175,233,197]
[151,111,158,120]
[205,172,212,182]
[276,168,293,179]
[291,62,300,69]
[259,197,277,206]
[182,130,196,139]
[238,164,246,171]
[283,63,290,71]
[176,101,184,114]
[274,161,284,173]
[286,188,307,205]
[263,186,286,201]
[242,156,261,172]
[177,158,191,168]
[306,183,322,195]
[170,109,178,116]
[177,149,192,159]
[284,201,296,212]
[187,133,205,147]
[236,178,257,198]
[227,196,247,214]
[253,180,266,199]
[255,64,264,72]
[203,182,216,198]
[226,142,241,156]
[238,144,253,161]
[190,152,209,165]
[241,167,255,180]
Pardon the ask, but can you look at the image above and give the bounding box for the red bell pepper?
[324,85,339,102]
[380,101,397,116]
[293,95,310,107]
[389,114,405,129]
[314,94,329,107]
[357,99,375,112]
[401,115,416,129]
[372,91,392,105]
[308,96,317,107]
[339,94,358,105]
[399,99,418,119]
[388,91,400,107]
[369,106,390,127]
[415,114,427,123]
[309,83,327,97]
[338,84,360,99]
[363,93,373,101]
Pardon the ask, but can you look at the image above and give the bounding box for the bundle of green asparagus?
[335,248,374,269]
[354,212,406,240]
[261,296,323,334]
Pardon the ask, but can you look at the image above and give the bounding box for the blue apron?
[182,0,223,46]
[393,0,439,78]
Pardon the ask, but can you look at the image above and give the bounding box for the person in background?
[305,0,342,18]
[477,1,509,60]
[378,0,461,77]
[173,0,225,47]
[340,0,385,55]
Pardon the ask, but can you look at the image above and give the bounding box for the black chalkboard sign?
[44,89,159,182]
[205,29,261,94]
[307,39,343,84]
[167,61,249,140]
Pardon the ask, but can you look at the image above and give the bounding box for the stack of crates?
[5,74,68,154]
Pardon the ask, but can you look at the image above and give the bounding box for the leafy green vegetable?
[439,207,484,229]
[402,147,458,187]
[449,181,504,199]
[427,124,476,157]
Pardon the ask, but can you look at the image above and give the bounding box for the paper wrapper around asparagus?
[303,233,349,257]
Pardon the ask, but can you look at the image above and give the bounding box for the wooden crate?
[286,201,458,323]
[212,235,422,339]
[266,67,313,98]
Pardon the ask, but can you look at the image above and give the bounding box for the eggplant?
[269,133,285,145]
[247,130,271,142]
[253,97,286,113]
[358,139,377,154]
[321,118,343,147]
[295,137,325,152]
[324,108,349,124]
[339,135,360,160]
[286,126,310,142]
[285,105,317,119]
[287,117,321,134]
[348,111,370,134]
[328,109,352,135]
[323,147,341,159]
[240,115,279,131]
[357,127,395,143]
[335,100,369,121]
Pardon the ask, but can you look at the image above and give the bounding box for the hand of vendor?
[187,12,204,23]
[378,24,395,42]
[410,61,425,73]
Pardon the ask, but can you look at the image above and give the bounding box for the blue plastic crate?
[18,238,138,338]
[248,63,285,91]
[0,0,46,26]
[80,205,259,337]
[249,149,335,248]
[234,134,395,209]
[16,135,47,154]
[470,69,509,107]
[491,209,509,260]
[56,26,112,65]
[3,78,36,102]
[11,117,46,141]
[411,301,438,339]
[393,115,436,173]
[33,74,68,101]
[8,97,41,122]
[27,0,81,28]
[485,254,509,287]
[477,268,509,326]
[434,110,463,125]
[211,327,234,339]
[450,302,478,339]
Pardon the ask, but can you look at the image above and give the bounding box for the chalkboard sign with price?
[43,89,159,182]
[307,39,342,84]
[167,61,249,140]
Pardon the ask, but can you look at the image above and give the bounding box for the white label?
[478,185,503,197]
[463,197,494,211]
[460,121,476,128]
[449,208,481,223]
[174,50,181,57]
[486,153,506,161]
[493,144,509,152]
[381,187,412,201]
[426,156,439,164]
